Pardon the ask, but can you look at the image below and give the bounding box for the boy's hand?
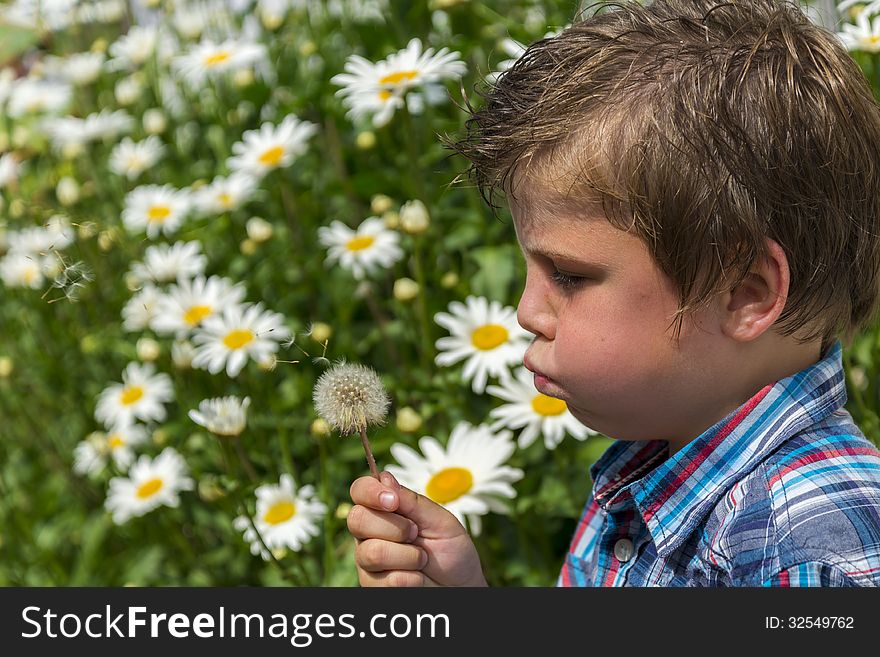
[348,471,488,587]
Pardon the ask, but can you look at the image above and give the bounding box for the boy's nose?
[517,276,556,341]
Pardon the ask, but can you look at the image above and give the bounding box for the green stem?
[409,235,434,371]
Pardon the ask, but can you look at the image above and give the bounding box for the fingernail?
[379,491,396,510]
[408,523,418,542]
[419,550,428,569]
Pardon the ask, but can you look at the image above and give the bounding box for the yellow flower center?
[531,394,567,416]
[23,268,37,284]
[120,385,144,406]
[379,70,418,86]
[108,434,125,449]
[471,324,509,350]
[136,477,163,499]
[426,467,474,505]
[148,205,171,222]
[346,235,375,251]
[204,51,231,67]
[258,145,284,167]
[263,500,296,525]
[223,329,254,349]
[218,192,233,208]
[184,304,213,326]
[378,89,393,101]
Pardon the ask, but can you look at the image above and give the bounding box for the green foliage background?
[0,0,876,587]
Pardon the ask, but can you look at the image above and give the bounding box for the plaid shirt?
[557,340,880,587]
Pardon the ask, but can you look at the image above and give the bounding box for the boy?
[348,0,880,586]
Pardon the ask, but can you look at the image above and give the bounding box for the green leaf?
[468,244,518,301]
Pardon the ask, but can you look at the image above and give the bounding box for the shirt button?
[613,538,634,562]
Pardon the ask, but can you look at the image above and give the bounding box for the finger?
[355,539,428,573]
[347,504,419,543]
[350,474,399,512]
[358,569,439,587]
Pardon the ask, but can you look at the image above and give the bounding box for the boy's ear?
[718,237,789,342]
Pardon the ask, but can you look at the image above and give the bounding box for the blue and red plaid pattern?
[557,340,880,587]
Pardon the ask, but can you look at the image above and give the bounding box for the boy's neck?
[664,337,825,458]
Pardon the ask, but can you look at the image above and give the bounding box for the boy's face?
[510,188,730,448]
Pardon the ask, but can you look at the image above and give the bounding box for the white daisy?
[0,252,43,289]
[6,78,71,117]
[94,362,174,428]
[226,114,318,177]
[193,173,258,215]
[122,284,163,332]
[386,422,524,535]
[191,302,290,377]
[122,184,192,239]
[434,295,532,394]
[66,51,107,84]
[128,241,208,286]
[107,25,159,70]
[173,37,268,88]
[0,153,21,190]
[838,8,880,51]
[105,448,194,524]
[487,366,596,450]
[73,424,149,475]
[331,37,466,127]
[5,224,71,256]
[233,473,327,559]
[109,136,165,180]
[151,275,247,336]
[317,216,403,280]
[82,109,135,141]
[188,395,251,436]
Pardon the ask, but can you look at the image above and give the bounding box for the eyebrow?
[521,244,609,269]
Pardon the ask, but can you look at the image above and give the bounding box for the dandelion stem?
[358,426,380,479]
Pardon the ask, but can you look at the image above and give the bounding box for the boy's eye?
[550,269,588,289]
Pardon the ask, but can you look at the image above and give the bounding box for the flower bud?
[335,502,352,520]
[98,231,114,252]
[356,131,376,150]
[370,194,393,215]
[396,406,423,433]
[382,210,399,230]
[143,108,167,134]
[310,417,330,437]
[393,277,419,302]
[233,68,254,88]
[90,37,108,53]
[198,477,225,502]
[136,337,161,362]
[77,221,97,239]
[152,428,169,446]
[309,322,332,344]
[79,334,99,354]
[115,75,143,106]
[9,199,24,219]
[56,176,80,206]
[240,238,257,255]
[441,271,459,289]
[0,356,13,378]
[400,199,430,234]
[171,339,195,369]
[246,216,273,242]
[261,11,284,30]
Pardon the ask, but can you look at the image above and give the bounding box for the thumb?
[380,471,463,537]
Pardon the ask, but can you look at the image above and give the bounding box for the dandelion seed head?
[313,361,390,435]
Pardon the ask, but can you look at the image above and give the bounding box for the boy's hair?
[448,0,880,349]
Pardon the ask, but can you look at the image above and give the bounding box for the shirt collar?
[588,339,848,558]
